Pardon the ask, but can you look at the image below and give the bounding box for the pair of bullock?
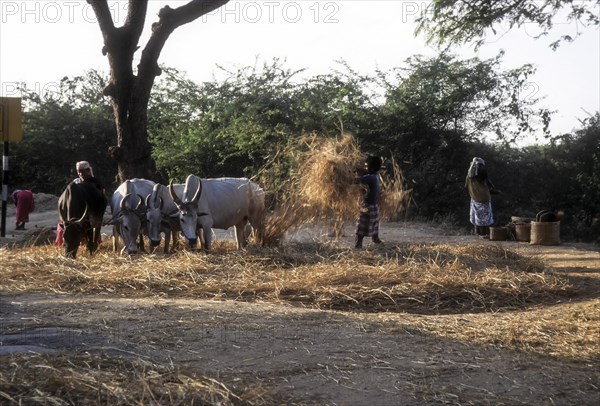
[58,175,265,258]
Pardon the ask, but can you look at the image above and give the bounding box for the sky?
[1,0,599,143]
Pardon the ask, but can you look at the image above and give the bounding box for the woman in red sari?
[11,189,35,230]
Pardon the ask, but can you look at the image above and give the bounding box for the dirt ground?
[1,196,599,405]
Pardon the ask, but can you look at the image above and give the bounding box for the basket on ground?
[489,226,508,241]
[530,221,560,245]
[515,223,531,242]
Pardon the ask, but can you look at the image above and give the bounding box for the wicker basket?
[530,221,560,245]
[511,216,534,224]
[490,226,508,241]
[515,223,531,242]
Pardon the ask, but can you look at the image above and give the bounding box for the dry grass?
[389,300,600,363]
[1,237,598,404]
[1,239,597,363]
[0,353,273,405]
[378,156,413,221]
[296,133,364,220]
[1,242,567,311]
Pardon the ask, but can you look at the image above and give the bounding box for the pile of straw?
[1,241,598,362]
[0,242,576,316]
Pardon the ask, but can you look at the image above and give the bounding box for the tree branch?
[416,0,599,49]
[159,0,229,28]
[124,0,148,41]
[87,0,115,33]
[137,1,229,94]
[86,0,116,55]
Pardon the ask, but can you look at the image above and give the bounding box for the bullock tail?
[252,210,267,246]
[248,181,267,245]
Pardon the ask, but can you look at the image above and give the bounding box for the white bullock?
[109,179,153,254]
[145,183,185,254]
[168,175,265,251]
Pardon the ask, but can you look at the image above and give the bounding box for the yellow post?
[0,97,22,142]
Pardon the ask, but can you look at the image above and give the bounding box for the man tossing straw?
[354,156,384,249]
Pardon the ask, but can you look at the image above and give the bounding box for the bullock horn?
[150,186,164,210]
[59,204,68,223]
[168,180,184,208]
[58,185,72,223]
[120,193,132,210]
[135,194,146,220]
[191,178,203,203]
[74,204,89,224]
[146,187,158,210]
[136,194,144,210]
[155,185,165,210]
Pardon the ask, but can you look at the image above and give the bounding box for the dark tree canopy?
[12,63,599,242]
[416,0,600,49]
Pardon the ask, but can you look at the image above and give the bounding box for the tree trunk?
[109,102,157,183]
[88,0,228,184]
[106,70,157,183]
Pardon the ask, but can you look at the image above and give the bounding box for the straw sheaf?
[258,133,362,245]
[297,133,363,218]
[378,157,413,221]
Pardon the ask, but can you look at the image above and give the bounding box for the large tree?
[87,0,228,182]
[416,0,600,49]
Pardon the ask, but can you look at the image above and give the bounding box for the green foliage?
[149,61,301,181]
[8,59,598,243]
[378,52,550,142]
[148,59,379,181]
[9,71,117,195]
[547,114,600,242]
[370,52,551,224]
[416,0,600,50]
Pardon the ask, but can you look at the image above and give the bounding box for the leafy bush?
[7,60,598,243]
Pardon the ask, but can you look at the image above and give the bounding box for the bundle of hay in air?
[257,132,362,245]
[297,133,413,224]
[297,132,364,221]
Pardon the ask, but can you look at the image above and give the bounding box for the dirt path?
[2,293,597,405]
[1,206,599,404]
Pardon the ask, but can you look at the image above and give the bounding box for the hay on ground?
[0,353,269,405]
[0,239,598,363]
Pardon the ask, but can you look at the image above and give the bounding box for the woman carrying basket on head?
[465,157,498,239]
